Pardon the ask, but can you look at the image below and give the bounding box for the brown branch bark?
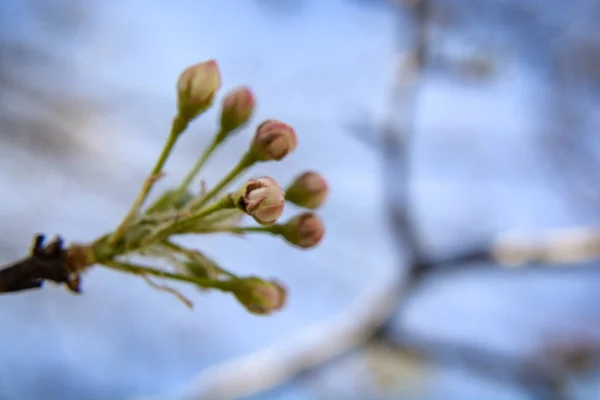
[0,234,81,294]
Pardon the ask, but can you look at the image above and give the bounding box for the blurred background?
[1,0,600,399]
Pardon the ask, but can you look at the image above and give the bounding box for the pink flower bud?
[281,212,325,248]
[232,277,287,315]
[234,177,285,226]
[220,86,255,132]
[285,171,328,209]
[250,120,297,161]
[177,60,221,120]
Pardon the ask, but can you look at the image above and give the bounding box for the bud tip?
[177,59,222,120]
[234,176,285,226]
[282,212,325,249]
[250,119,298,161]
[286,171,328,209]
[233,277,287,315]
[220,86,256,132]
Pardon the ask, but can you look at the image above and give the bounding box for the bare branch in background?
[382,0,432,276]
[492,227,600,267]
[370,1,594,399]
[338,3,600,400]
[380,0,600,287]
[526,1,600,217]
[370,333,569,400]
[401,225,600,271]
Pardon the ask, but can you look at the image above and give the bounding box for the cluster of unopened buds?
[68,59,329,315]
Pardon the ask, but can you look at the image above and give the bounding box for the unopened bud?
[233,177,285,226]
[281,212,325,248]
[220,86,255,132]
[250,120,297,161]
[232,277,287,315]
[285,171,328,209]
[177,60,221,120]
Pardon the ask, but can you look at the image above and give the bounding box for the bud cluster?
[101,58,331,315]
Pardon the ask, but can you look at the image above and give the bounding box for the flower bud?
[233,177,285,226]
[285,171,328,209]
[281,212,325,248]
[232,277,287,315]
[220,86,255,132]
[250,120,297,161]
[177,60,221,120]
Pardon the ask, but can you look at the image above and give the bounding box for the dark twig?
[0,234,81,294]
[381,0,433,273]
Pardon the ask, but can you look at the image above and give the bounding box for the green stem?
[102,260,234,291]
[176,132,223,198]
[142,195,236,245]
[194,152,256,210]
[191,225,283,235]
[111,115,189,245]
[162,240,237,278]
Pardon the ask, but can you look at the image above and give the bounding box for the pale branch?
[492,227,600,267]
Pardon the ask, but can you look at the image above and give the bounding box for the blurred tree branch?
[369,333,568,400]
[370,1,589,399]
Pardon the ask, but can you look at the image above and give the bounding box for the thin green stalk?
[141,195,236,245]
[162,240,237,278]
[102,260,234,291]
[190,225,283,235]
[111,115,189,245]
[201,209,244,225]
[176,133,223,197]
[194,152,255,209]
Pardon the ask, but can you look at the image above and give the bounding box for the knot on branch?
[0,234,81,294]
